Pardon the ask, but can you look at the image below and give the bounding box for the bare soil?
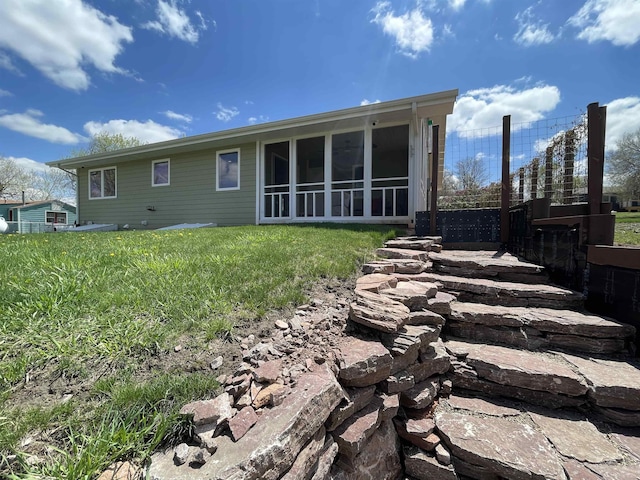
[5,274,358,412]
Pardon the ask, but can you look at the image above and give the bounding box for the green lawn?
[0,224,396,478]
[615,212,640,246]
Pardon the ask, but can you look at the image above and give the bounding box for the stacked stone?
[338,255,458,480]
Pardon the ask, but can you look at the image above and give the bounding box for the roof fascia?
[49,89,458,168]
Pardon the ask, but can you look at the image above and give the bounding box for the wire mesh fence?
[442,112,588,210]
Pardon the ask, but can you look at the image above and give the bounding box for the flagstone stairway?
[373,237,640,480]
[145,236,640,480]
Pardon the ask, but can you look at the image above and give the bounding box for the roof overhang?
[48,89,458,169]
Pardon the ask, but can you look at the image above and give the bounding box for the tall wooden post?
[563,129,576,204]
[501,115,511,244]
[588,102,607,215]
[518,167,525,204]
[430,125,440,235]
[531,158,539,200]
[544,146,553,200]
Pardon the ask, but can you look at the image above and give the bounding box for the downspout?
[56,165,79,226]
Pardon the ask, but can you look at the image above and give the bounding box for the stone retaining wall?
[147,248,458,479]
[144,242,639,480]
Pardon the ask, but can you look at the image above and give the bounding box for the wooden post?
[563,129,576,204]
[544,146,553,200]
[588,102,607,215]
[430,124,439,235]
[501,115,511,244]
[531,158,539,200]
[518,167,525,204]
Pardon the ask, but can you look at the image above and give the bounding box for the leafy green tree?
[608,128,640,200]
[69,132,146,157]
[59,132,146,195]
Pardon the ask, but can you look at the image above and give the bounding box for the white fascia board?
[49,89,458,169]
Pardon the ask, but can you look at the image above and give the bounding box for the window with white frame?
[45,211,67,224]
[89,167,117,199]
[217,149,240,190]
[152,159,170,186]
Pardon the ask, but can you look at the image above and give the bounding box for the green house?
[1,200,77,233]
[49,90,457,229]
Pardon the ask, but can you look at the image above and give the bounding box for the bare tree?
[608,128,640,200]
[0,156,32,200]
[456,156,489,192]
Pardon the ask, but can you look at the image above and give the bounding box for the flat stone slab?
[446,395,521,417]
[560,353,640,411]
[403,446,457,480]
[148,364,343,480]
[349,290,410,333]
[355,274,398,293]
[331,420,402,480]
[385,238,434,251]
[418,273,584,309]
[529,411,623,463]
[429,250,544,275]
[332,397,383,460]
[446,340,588,396]
[337,337,393,388]
[376,247,429,261]
[435,410,566,480]
[380,281,438,310]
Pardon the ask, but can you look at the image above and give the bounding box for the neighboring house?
[49,90,458,229]
[3,200,77,233]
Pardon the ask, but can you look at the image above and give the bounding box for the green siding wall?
[77,143,256,228]
[17,205,77,224]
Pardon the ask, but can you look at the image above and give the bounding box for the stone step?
[434,395,640,480]
[376,247,429,262]
[446,301,636,355]
[429,250,549,284]
[445,339,640,423]
[385,235,442,250]
[417,272,584,309]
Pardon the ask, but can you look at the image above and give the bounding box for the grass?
[615,212,640,246]
[0,224,396,478]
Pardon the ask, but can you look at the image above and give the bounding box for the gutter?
[47,89,458,169]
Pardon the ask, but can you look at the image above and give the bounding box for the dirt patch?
[4,274,358,412]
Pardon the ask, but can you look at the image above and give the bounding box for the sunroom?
[260,123,413,223]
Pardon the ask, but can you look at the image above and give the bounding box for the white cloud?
[569,0,640,46]
[142,0,208,44]
[84,119,183,144]
[605,97,640,150]
[247,115,269,125]
[162,110,193,123]
[0,88,11,97]
[360,99,381,106]
[448,0,466,11]
[514,6,555,46]
[449,83,561,138]
[215,103,239,122]
[0,109,85,144]
[371,1,434,58]
[0,0,133,91]
[5,156,49,174]
[0,52,22,75]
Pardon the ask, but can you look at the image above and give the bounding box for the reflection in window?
[89,167,117,199]
[217,150,240,190]
[152,159,170,186]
